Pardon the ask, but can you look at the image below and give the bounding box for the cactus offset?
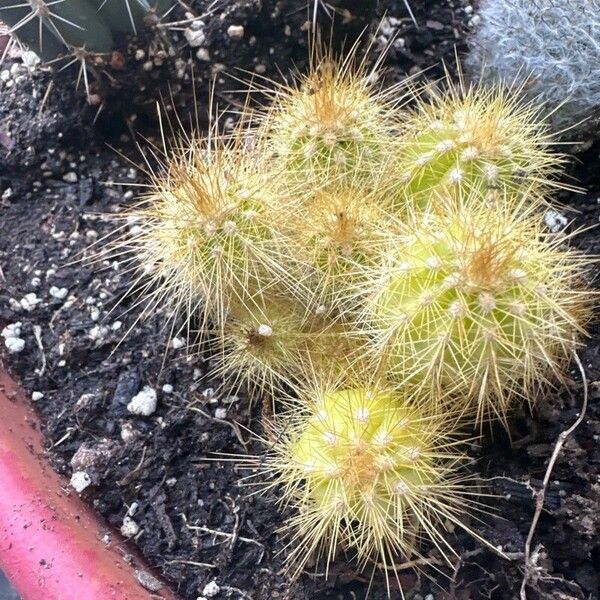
[255,380,481,587]
[114,125,301,337]
[213,294,367,399]
[362,189,593,425]
[391,76,565,210]
[256,43,407,188]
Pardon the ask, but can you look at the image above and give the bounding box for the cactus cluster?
[465,0,600,140]
[110,43,594,595]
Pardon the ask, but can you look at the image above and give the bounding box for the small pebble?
[196,48,210,61]
[23,51,40,70]
[49,286,68,300]
[162,384,174,394]
[227,24,244,39]
[31,391,44,401]
[202,581,220,598]
[89,325,108,341]
[2,323,25,353]
[214,407,227,420]
[120,516,140,537]
[70,471,91,493]
[171,337,185,349]
[544,209,568,233]
[135,570,163,592]
[20,292,40,312]
[127,386,158,416]
[185,28,206,47]
[120,422,137,443]
[62,171,78,183]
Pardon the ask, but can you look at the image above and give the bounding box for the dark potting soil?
[0,1,599,599]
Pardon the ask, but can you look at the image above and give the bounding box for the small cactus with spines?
[391,76,565,210]
[256,43,406,188]
[254,378,481,585]
[116,126,302,335]
[361,188,594,425]
[283,182,389,311]
[212,294,313,398]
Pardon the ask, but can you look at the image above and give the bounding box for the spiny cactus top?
[466,0,600,139]
[393,78,563,207]
[363,189,593,424]
[257,47,406,187]
[120,132,299,333]
[264,382,473,581]
[283,184,389,309]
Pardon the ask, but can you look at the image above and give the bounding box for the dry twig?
[520,349,589,599]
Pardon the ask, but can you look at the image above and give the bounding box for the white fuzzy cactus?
[466,0,600,139]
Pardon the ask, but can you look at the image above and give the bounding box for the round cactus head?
[118,127,296,334]
[257,45,406,188]
[392,76,565,210]
[212,294,312,398]
[366,189,593,425]
[262,380,475,583]
[286,184,388,309]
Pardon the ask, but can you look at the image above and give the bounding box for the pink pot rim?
[0,369,181,600]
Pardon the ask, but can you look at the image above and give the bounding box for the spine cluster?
[110,44,594,595]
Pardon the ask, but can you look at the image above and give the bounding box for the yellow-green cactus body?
[216,295,311,396]
[285,186,387,309]
[369,195,592,423]
[392,82,563,210]
[293,389,433,512]
[216,297,368,397]
[128,139,296,331]
[265,382,472,580]
[260,57,403,188]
